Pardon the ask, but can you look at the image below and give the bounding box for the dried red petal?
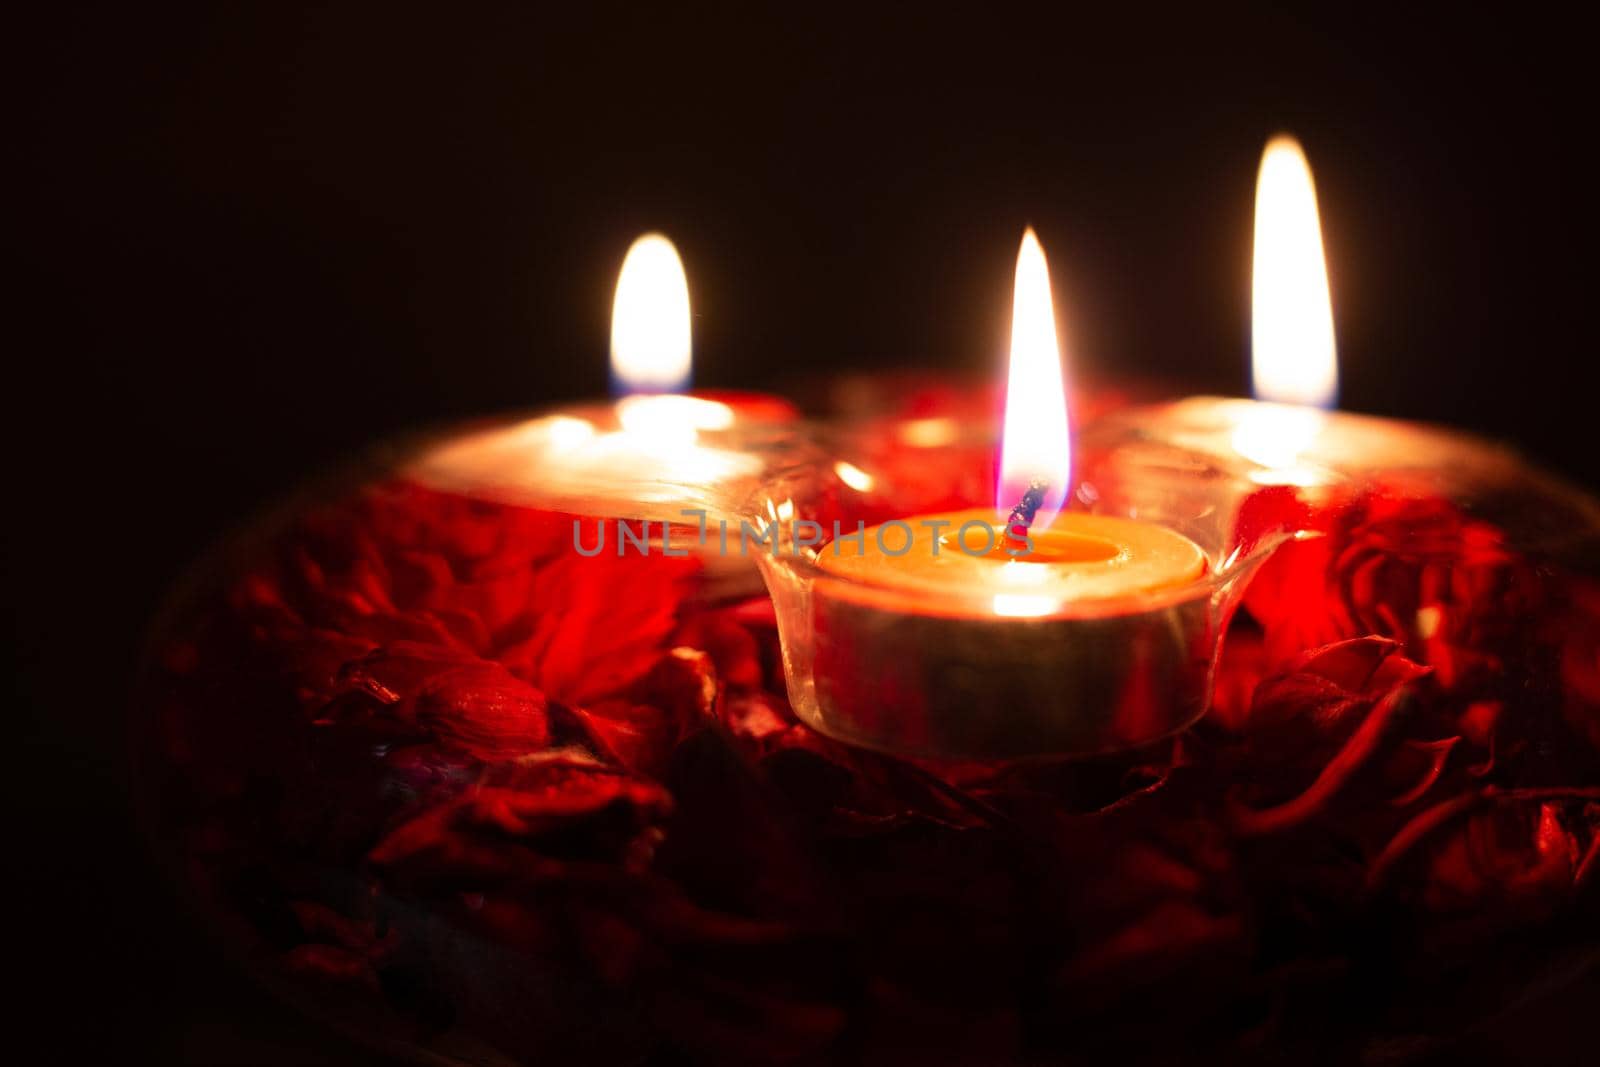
[1561,580,1600,753]
[337,640,483,714]
[369,765,672,889]
[572,698,678,774]
[1385,736,1462,808]
[674,609,765,690]
[1244,488,1545,699]
[282,943,378,988]
[413,664,550,761]
[1229,638,1432,833]
[1411,797,1592,935]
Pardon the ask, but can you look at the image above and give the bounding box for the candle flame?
[997,228,1071,527]
[1235,136,1338,472]
[611,233,692,394]
[1251,135,1337,408]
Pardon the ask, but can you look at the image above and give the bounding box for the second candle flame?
[1235,136,1338,473]
[997,228,1072,528]
[609,233,737,449]
[1251,135,1337,408]
[611,233,692,395]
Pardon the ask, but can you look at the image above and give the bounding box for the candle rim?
[806,509,1223,619]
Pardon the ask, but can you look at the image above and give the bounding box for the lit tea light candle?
[762,230,1227,760]
[408,233,793,518]
[818,231,1206,615]
[1122,135,1514,495]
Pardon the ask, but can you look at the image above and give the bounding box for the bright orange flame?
[997,228,1072,526]
[610,233,691,394]
[1251,135,1337,408]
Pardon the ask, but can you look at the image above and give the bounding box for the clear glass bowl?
[133,396,1600,1065]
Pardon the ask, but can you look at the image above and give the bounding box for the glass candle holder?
[400,399,806,604]
[1095,396,1600,563]
[747,418,1293,761]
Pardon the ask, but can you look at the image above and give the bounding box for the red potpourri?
[141,468,1600,1065]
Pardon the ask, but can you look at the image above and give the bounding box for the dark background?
[12,4,1595,1062]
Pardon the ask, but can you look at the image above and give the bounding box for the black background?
[12,4,1596,1063]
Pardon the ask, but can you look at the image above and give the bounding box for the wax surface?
[406,397,774,512]
[817,509,1207,604]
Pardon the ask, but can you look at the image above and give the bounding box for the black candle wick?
[1006,479,1050,537]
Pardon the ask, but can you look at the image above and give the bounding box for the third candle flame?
[1234,136,1339,473]
[997,228,1072,528]
[1251,135,1337,408]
